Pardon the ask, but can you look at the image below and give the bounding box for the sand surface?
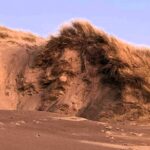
[0,110,149,150]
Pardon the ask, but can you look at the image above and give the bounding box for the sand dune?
[0,20,150,122]
[0,20,150,150]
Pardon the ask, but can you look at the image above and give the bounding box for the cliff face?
[0,21,150,121]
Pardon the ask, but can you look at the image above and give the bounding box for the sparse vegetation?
[0,32,9,38]
[37,20,150,121]
[22,36,36,42]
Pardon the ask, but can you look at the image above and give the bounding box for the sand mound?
[0,26,45,110]
[0,21,150,121]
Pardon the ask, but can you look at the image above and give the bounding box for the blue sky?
[0,0,150,45]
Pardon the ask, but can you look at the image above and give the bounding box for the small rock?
[130,122,137,126]
[101,130,105,133]
[33,120,40,124]
[136,133,143,137]
[59,75,67,82]
[59,91,65,95]
[105,131,112,136]
[105,126,113,130]
[116,127,120,130]
[130,132,143,137]
[15,122,21,126]
[18,120,26,124]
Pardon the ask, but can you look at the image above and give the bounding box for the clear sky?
[0,0,150,45]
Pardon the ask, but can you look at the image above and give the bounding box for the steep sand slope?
[0,26,45,109]
[0,21,150,121]
[35,20,150,121]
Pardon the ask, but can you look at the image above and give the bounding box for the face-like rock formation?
[0,21,150,121]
